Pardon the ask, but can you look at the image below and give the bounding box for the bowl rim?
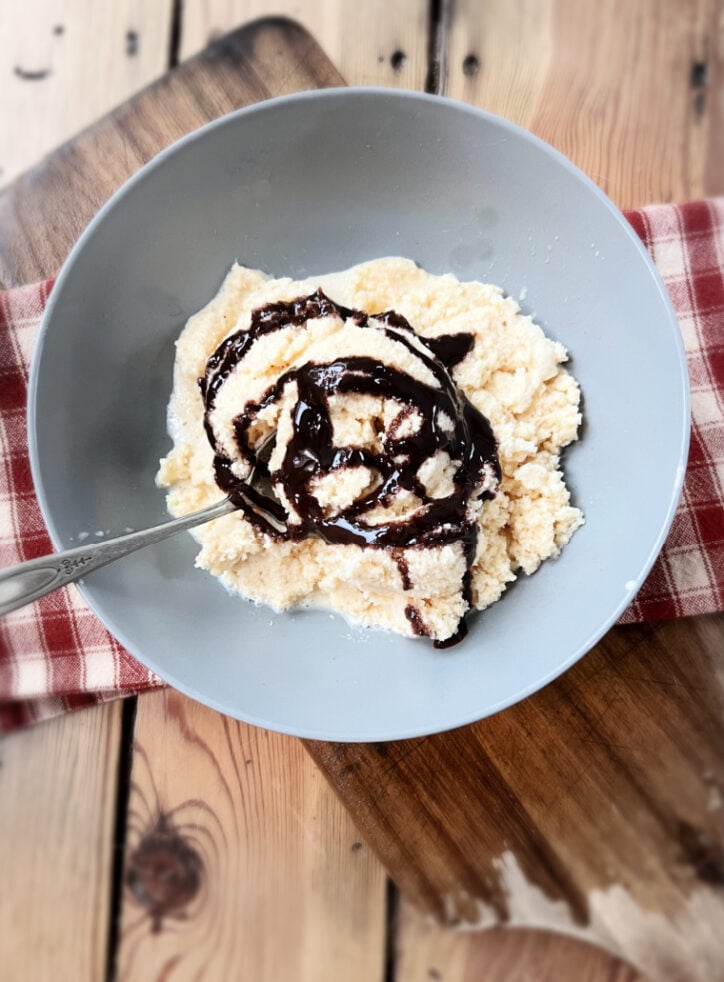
[28,86,691,741]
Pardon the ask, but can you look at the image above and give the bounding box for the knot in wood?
[126,815,203,930]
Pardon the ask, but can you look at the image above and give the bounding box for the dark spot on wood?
[690,60,708,119]
[390,50,406,72]
[53,24,64,36]
[463,54,480,77]
[374,742,389,757]
[126,813,203,932]
[428,970,442,980]
[168,0,183,68]
[126,30,139,56]
[677,821,724,884]
[384,880,399,979]
[339,761,361,780]
[13,66,52,81]
[691,60,708,88]
[378,54,384,63]
[351,841,363,852]
[245,758,253,765]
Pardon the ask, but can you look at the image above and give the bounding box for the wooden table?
[1,3,722,980]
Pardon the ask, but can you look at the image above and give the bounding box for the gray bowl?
[29,89,689,741]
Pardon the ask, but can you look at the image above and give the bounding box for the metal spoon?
[0,437,283,617]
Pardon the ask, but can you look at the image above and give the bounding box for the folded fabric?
[621,199,724,621]
[1,198,723,733]
[0,283,162,732]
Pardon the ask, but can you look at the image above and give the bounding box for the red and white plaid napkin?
[620,199,724,622]
[0,283,162,733]
[1,199,723,734]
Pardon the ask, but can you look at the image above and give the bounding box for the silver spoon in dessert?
[0,435,283,617]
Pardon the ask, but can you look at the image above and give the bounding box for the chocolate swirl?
[199,291,501,645]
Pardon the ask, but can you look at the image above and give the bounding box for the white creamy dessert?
[157,258,583,644]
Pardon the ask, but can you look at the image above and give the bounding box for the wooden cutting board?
[2,17,723,981]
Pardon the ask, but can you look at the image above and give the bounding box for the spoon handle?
[0,498,235,617]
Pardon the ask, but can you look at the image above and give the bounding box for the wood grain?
[0,18,343,287]
[446,0,724,207]
[308,8,724,979]
[0,0,174,190]
[2,8,723,981]
[0,10,151,970]
[180,0,430,90]
[0,19,385,982]
[116,689,386,981]
[308,615,724,981]
[396,916,644,982]
[0,702,123,981]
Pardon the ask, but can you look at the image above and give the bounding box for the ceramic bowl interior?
[30,89,689,741]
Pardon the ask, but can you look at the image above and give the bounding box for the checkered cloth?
[0,283,162,733]
[620,199,724,621]
[1,199,723,733]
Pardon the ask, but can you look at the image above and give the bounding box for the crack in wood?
[105,697,138,982]
[383,878,399,982]
[425,0,452,94]
[167,0,184,69]
[13,66,52,81]
[691,59,709,121]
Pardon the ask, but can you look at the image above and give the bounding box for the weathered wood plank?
[0,0,174,190]
[446,0,724,207]
[0,702,124,981]
[306,13,724,979]
[116,689,386,981]
[0,5,167,967]
[3,7,723,980]
[0,22,366,982]
[180,0,430,90]
[396,915,644,982]
[0,19,344,287]
[310,615,724,981]
[309,4,724,979]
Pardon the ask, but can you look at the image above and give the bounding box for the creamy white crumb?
[157,257,583,642]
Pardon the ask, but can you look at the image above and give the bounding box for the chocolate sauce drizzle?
[405,604,430,637]
[394,551,413,591]
[200,290,500,646]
